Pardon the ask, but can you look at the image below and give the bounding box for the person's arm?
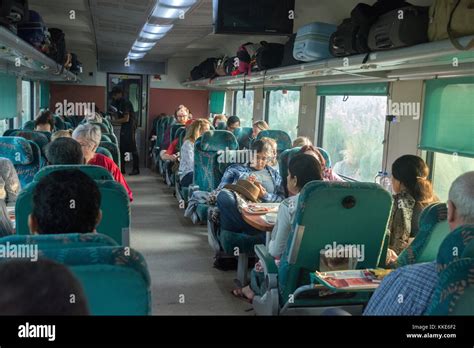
[268,201,291,258]
[112,112,129,125]
[261,168,285,203]
[111,162,133,202]
[4,160,20,206]
[216,165,243,190]
[161,139,179,161]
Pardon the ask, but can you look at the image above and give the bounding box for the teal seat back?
[256,130,292,156]
[279,147,302,196]
[279,181,393,301]
[54,115,67,130]
[6,130,49,156]
[101,134,111,142]
[100,141,120,168]
[216,121,227,130]
[102,118,113,134]
[317,147,332,168]
[37,246,151,315]
[15,179,130,245]
[462,239,474,258]
[0,137,41,188]
[396,203,450,267]
[96,147,113,160]
[426,258,474,315]
[89,122,109,135]
[175,127,186,151]
[233,127,253,149]
[435,224,474,273]
[158,116,175,148]
[170,124,184,142]
[194,130,238,192]
[22,120,35,130]
[34,165,114,182]
[0,233,117,249]
[217,149,251,177]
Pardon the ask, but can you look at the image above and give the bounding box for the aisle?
[126,169,252,315]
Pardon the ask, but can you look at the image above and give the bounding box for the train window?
[432,152,474,201]
[321,95,388,182]
[21,80,33,125]
[0,119,9,136]
[266,90,299,140]
[233,90,254,127]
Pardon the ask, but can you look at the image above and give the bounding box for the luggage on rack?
[0,0,28,33]
[215,56,227,77]
[235,42,262,75]
[293,22,337,62]
[281,33,303,67]
[368,6,429,51]
[428,0,474,50]
[17,9,49,51]
[48,27,67,67]
[190,57,218,80]
[68,52,83,74]
[256,42,285,70]
[224,56,238,76]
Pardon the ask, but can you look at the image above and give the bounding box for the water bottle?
[380,172,392,193]
[374,171,383,184]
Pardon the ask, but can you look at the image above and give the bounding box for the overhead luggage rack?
[182,35,474,89]
[0,26,80,82]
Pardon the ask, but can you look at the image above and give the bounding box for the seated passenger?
[226,115,240,133]
[160,105,191,162]
[29,169,102,235]
[51,129,73,142]
[240,120,269,149]
[260,137,278,171]
[0,199,14,237]
[387,155,438,262]
[216,140,285,235]
[179,119,211,188]
[292,136,312,148]
[0,158,20,206]
[232,154,323,302]
[300,145,343,181]
[72,124,133,202]
[45,137,84,165]
[34,110,55,132]
[0,259,89,315]
[212,114,227,129]
[364,171,474,316]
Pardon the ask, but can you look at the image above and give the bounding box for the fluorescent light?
[143,23,173,34]
[133,41,156,48]
[140,31,165,40]
[159,0,196,7]
[151,4,187,19]
[132,45,153,52]
[128,52,146,60]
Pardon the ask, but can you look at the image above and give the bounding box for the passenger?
[84,111,103,124]
[251,120,269,139]
[232,154,323,302]
[216,140,285,235]
[29,170,102,235]
[386,155,439,261]
[34,110,55,132]
[45,137,84,165]
[0,199,14,237]
[160,105,191,157]
[51,129,73,142]
[364,171,474,315]
[179,119,211,188]
[213,114,227,129]
[0,157,20,206]
[0,259,89,315]
[260,137,278,170]
[292,136,312,148]
[300,145,343,181]
[72,124,133,202]
[226,115,240,133]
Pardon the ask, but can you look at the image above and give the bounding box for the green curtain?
[420,77,474,158]
[0,73,17,120]
[263,86,301,92]
[209,91,225,114]
[317,83,388,96]
[40,81,50,110]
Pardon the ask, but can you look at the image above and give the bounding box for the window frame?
[264,89,301,140]
[232,89,254,127]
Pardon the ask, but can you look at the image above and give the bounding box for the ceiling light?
[143,23,173,34]
[133,41,156,48]
[159,0,197,7]
[132,45,153,52]
[128,52,146,60]
[151,4,187,19]
[140,31,165,40]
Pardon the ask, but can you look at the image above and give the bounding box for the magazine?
[312,269,392,292]
[245,203,280,215]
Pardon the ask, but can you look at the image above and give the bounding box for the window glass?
[322,96,387,182]
[0,119,9,136]
[234,90,254,127]
[21,81,32,125]
[267,90,299,140]
[432,152,474,201]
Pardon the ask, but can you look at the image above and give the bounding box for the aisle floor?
[126,168,253,315]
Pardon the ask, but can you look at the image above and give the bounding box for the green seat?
[22,120,35,131]
[233,127,253,149]
[34,165,114,182]
[100,141,120,168]
[96,146,114,160]
[256,130,292,156]
[54,115,67,130]
[157,116,176,174]
[0,233,117,250]
[395,203,449,267]
[101,134,112,143]
[89,122,109,135]
[253,181,393,315]
[15,179,130,245]
[5,130,49,160]
[34,246,150,315]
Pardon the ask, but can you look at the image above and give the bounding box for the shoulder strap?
[448,0,474,50]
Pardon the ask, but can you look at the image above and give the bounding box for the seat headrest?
[0,137,35,165]
[197,130,238,152]
[34,165,114,182]
[436,224,474,273]
[8,130,49,149]
[256,130,292,152]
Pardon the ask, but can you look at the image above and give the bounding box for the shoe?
[129,169,140,176]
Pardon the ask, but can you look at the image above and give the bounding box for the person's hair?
[392,155,434,203]
[448,171,474,224]
[288,154,323,190]
[85,112,103,124]
[0,259,89,315]
[300,145,326,168]
[34,111,54,130]
[184,119,210,143]
[213,114,227,127]
[227,116,240,128]
[253,120,269,131]
[72,124,102,149]
[111,86,123,96]
[15,131,36,141]
[293,136,312,148]
[251,139,274,155]
[260,137,277,165]
[51,129,73,142]
[46,138,84,165]
[32,170,101,234]
[174,105,189,119]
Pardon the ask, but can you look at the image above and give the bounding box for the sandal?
[231,288,253,304]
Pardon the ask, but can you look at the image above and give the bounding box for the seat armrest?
[255,244,278,275]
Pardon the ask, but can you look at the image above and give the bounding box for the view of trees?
[234,90,254,127]
[323,96,387,182]
[267,90,300,140]
[433,152,474,201]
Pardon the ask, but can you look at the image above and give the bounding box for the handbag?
[428,0,474,50]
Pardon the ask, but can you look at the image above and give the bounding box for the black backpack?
[190,58,218,80]
[256,42,285,70]
[48,28,67,67]
[69,53,83,74]
[281,34,303,67]
[0,0,28,32]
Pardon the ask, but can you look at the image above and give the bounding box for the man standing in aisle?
[110,86,140,175]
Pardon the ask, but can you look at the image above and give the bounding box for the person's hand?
[254,182,266,199]
[247,174,257,184]
[171,154,178,161]
[386,248,398,265]
[151,135,157,141]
